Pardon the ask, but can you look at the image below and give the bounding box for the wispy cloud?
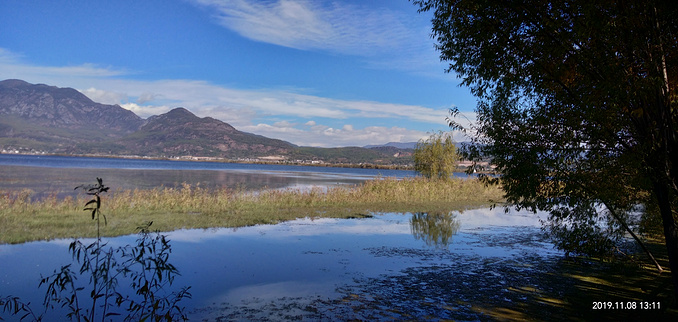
[0,48,453,146]
[191,0,417,55]
[74,78,447,125]
[0,48,128,80]
[243,121,427,147]
[189,0,445,76]
[86,80,445,146]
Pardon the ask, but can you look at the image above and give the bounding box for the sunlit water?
[0,155,554,320]
[0,208,562,320]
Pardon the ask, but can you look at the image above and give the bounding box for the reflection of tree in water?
[410,211,460,248]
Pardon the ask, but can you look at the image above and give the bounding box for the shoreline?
[1,151,493,173]
[0,176,504,244]
[0,151,416,170]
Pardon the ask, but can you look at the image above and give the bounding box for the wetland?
[1,154,676,320]
[2,208,561,320]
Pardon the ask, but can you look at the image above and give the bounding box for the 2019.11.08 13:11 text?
[592,301,660,310]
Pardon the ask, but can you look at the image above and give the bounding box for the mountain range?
[0,79,413,165]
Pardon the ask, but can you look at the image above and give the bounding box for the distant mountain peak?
[0,79,144,136]
[0,79,31,88]
[166,107,194,116]
[0,80,414,165]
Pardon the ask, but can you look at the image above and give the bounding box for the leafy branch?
[1,178,191,321]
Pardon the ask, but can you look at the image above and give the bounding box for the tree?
[415,0,678,296]
[413,131,460,179]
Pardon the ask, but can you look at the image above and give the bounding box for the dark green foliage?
[76,177,109,222]
[36,224,192,321]
[0,296,39,321]
[543,203,623,258]
[415,0,678,293]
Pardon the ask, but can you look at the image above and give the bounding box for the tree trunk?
[654,181,678,300]
[602,201,663,272]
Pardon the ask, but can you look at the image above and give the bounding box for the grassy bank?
[0,177,504,244]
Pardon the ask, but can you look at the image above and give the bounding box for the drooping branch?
[601,200,663,272]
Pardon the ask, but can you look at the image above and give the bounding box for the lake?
[0,208,559,320]
[0,154,420,200]
[0,154,563,320]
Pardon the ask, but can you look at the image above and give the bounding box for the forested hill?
[0,79,413,166]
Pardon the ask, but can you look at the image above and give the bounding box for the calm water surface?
[0,154,421,199]
[0,154,558,320]
[0,208,560,320]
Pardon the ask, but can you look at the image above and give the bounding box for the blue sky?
[0,0,476,147]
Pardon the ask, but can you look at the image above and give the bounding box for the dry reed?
[0,177,503,244]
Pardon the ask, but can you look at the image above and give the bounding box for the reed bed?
[0,177,504,244]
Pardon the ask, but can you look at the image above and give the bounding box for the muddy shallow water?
[0,207,564,321]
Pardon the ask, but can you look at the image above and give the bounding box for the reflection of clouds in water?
[0,206,561,321]
[243,170,375,181]
[38,234,139,248]
[167,216,411,243]
[220,281,335,304]
[0,164,381,201]
[167,208,548,244]
[455,207,547,229]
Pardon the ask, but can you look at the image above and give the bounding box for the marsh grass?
[0,177,504,244]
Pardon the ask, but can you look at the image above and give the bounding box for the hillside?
[0,79,145,153]
[117,107,294,158]
[0,79,413,165]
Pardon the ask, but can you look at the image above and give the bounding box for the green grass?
[0,177,504,244]
[3,176,677,318]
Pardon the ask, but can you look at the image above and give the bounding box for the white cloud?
[72,80,449,126]
[242,121,428,147]
[204,106,259,128]
[81,87,128,105]
[137,92,159,104]
[0,48,130,92]
[189,0,449,77]
[0,48,128,81]
[192,0,418,56]
[0,47,459,147]
[0,48,22,62]
[65,80,445,147]
[120,103,172,117]
[272,120,296,128]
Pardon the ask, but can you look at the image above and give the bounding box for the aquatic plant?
[0,176,504,243]
[0,178,191,321]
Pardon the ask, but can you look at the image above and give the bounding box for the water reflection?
[0,208,560,320]
[409,211,460,248]
[0,165,370,200]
